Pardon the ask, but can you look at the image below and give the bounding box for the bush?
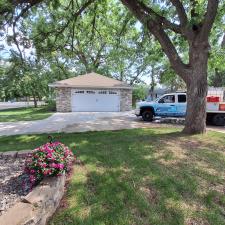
[25,140,74,186]
[45,98,56,111]
[132,85,148,106]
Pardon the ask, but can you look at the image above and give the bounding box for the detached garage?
[49,72,132,112]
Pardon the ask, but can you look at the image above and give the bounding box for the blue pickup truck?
[135,92,225,126]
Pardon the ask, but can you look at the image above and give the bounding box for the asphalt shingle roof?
[49,72,131,89]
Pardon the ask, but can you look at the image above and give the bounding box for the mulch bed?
[0,157,31,216]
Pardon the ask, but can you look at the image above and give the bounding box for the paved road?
[0,112,224,136]
[0,102,46,110]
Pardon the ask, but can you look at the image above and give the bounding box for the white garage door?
[71,89,120,112]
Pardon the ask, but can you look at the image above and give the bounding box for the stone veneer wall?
[56,88,71,112]
[56,87,132,112]
[120,89,132,111]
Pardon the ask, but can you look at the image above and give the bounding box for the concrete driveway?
[0,111,139,136]
[0,111,224,136]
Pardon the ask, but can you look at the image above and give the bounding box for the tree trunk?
[33,95,38,108]
[183,78,208,134]
[182,47,208,134]
[149,66,156,100]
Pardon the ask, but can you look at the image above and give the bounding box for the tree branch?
[190,0,198,19]
[121,0,182,34]
[170,0,188,26]
[71,0,75,54]
[55,0,96,38]
[115,14,131,49]
[139,1,182,34]
[130,64,149,85]
[13,5,33,24]
[222,33,225,48]
[91,3,98,40]
[150,25,189,82]
[93,42,106,67]
[74,39,89,69]
[12,24,24,62]
[199,0,219,40]
[121,0,189,82]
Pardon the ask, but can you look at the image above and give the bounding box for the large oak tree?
[121,0,221,134]
[1,0,224,134]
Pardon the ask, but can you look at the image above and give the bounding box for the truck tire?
[212,114,225,126]
[142,111,154,122]
[206,113,213,125]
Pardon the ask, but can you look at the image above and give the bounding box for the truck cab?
[135,92,186,120]
[135,92,225,126]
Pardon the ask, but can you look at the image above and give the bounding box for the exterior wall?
[120,89,132,111]
[56,88,71,112]
[55,87,132,112]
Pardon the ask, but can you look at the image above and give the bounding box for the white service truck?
[135,88,225,126]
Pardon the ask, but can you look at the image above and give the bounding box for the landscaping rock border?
[0,150,66,225]
[0,173,66,225]
[0,150,34,159]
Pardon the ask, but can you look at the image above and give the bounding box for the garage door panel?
[71,90,120,112]
[72,94,96,111]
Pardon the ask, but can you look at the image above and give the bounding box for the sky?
[0,27,12,60]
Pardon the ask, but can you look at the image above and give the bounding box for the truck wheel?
[212,114,225,126]
[206,114,213,125]
[142,111,154,122]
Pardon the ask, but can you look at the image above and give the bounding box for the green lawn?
[0,106,54,122]
[0,128,225,225]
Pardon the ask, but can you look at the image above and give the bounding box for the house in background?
[49,72,132,112]
[147,87,171,101]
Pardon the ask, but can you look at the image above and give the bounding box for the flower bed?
[25,140,74,187]
[0,138,75,224]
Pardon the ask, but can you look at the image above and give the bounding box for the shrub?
[132,85,148,106]
[45,98,56,111]
[25,140,74,186]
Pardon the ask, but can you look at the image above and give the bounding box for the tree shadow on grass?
[49,129,225,225]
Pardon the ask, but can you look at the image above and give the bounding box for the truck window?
[159,95,175,103]
[178,94,186,103]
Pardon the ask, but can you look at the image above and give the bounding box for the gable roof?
[49,72,132,89]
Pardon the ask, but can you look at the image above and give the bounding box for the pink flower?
[24,140,74,187]
[30,169,35,174]
[43,170,48,175]
[50,163,57,168]
[47,153,52,158]
[57,163,64,169]
[30,175,36,184]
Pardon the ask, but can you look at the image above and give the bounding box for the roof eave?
[48,84,133,89]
